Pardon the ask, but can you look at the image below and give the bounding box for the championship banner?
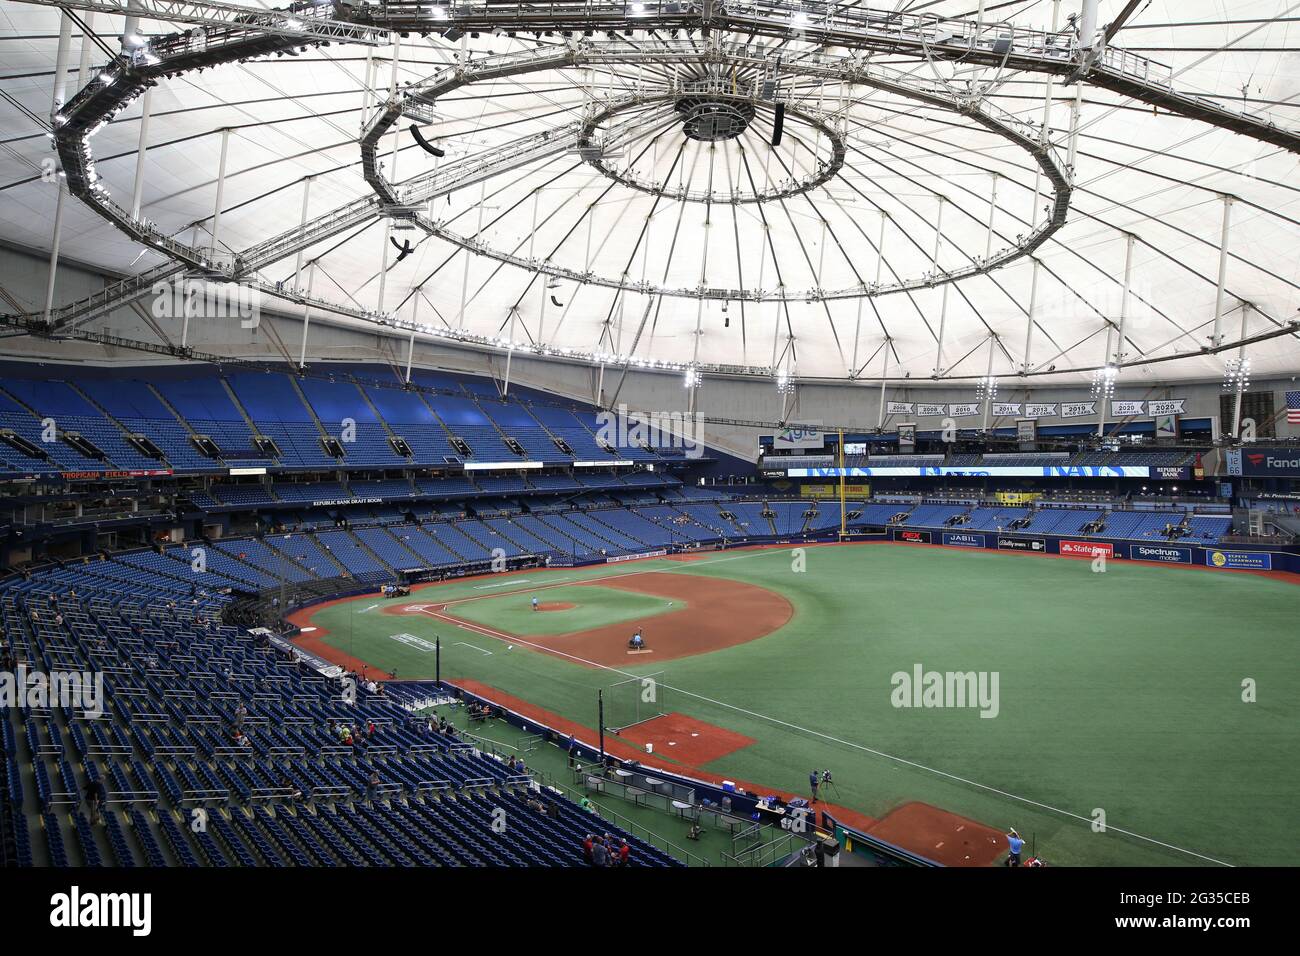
[1061,402,1096,418]
[993,403,1022,416]
[887,401,915,415]
[949,403,981,417]
[1148,400,1186,416]
[1016,418,1037,445]
[1026,403,1057,418]
[1112,400,1145,417]
[917,403,947,417]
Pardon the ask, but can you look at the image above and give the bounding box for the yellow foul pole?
[839,428,846,539]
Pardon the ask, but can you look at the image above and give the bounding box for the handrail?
[533,767,712,868]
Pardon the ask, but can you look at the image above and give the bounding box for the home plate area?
[614,713,755,764]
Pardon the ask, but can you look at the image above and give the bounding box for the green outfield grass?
[310,545,1300,867]
[446,583,680,636]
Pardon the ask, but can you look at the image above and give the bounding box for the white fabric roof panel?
[0,0,1297,382]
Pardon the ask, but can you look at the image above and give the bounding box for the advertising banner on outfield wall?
[894,528,931,544]
[998,536,1046,552]
[942,532,986,548]
[1206,550,1273,570]
[1130,544,1193,564]
[1059,540,1114,558]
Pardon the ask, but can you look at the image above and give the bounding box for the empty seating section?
[1022,509,1100,536]
[478,399,572,463]
[767,501,810,535]
[212,539,316,583]
[526,405,618,460]
[351,527,422,573]
[273,482,353,505]
[210,483,278,507]
[76,378,213,472]
[389,525,465,567]
[962,507,1030,531]
[719,502,772,536]
[1186,516,1231,541]
[0,559,679,867]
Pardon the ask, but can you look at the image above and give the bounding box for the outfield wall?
[875,526,1300,574]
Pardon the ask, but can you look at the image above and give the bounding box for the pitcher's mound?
[536,602,576,612]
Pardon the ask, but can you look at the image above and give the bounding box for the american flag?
[1288,390,1300,425]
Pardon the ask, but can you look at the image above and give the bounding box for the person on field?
[1005,828,1025,867]
[809,769,820,803]
[532,596,539,612]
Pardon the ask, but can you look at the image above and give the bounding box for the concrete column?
[52,13,73,113]
[293,176,312,292]
[42,184,67,323]
[1211,195,1234,347]
[209,128,231,258]
[298,262,316,367]
[130,88,152,220]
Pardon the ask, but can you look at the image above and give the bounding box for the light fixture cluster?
[1091,363,1118,399]
[975,375,999,403]
[683,365,702,389]
[1222,355,1251,391]
[775,369,796,395]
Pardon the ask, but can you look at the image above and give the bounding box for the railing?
[530,767,713,867]
[721,826,816,867]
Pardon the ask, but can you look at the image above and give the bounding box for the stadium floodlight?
[775,369,796,394]
[1091,363,1118,399]
[683,365,702,389]
[1222,355,1251,392]
[975,375,999,403]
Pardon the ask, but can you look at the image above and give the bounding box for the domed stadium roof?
[2,0,1299,386]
